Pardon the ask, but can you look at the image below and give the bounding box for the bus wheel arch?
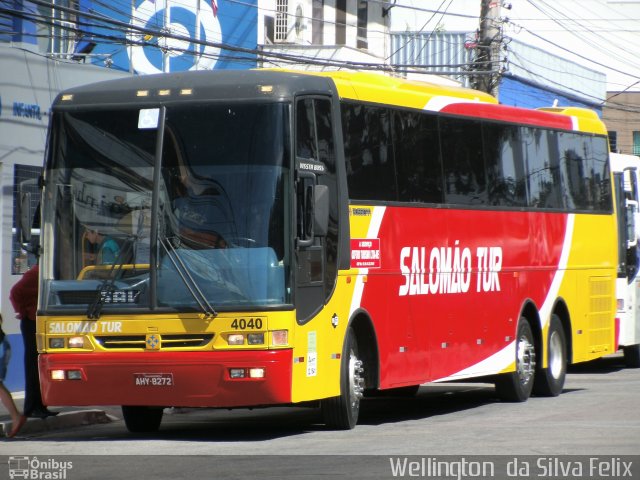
[551,299,573,364]
[321,311,378,430]
[350,311,379,391]
[534,302,570,396]
[495,312,537,402]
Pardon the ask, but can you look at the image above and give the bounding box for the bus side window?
[394,110,443,204]
[297,98,317,160]
[440,117,487,206]
[342,103,396,201]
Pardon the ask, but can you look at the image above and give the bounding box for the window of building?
[608,131,617,153]
[13,165,42,275]
[275,0,289,42]
[634,131,640,156]
[312,0,324,45]
[336,0,346,45]
[50,0,79,55]
[357,1,368,49]
[264,16,275,44]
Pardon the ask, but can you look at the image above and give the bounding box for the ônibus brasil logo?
[8,456,73,479]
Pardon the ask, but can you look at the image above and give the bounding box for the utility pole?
[472,0,502,96]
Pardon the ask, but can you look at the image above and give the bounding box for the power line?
[2,1,493,77]
[3,0,640,115]
[516,1,640,82]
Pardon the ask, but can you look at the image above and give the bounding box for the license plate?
[133,373,174,387]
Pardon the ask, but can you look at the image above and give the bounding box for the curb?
[1,410,115,438]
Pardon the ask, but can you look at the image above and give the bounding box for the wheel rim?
[548,330,564,379]
[516,333,536,386]
[348,350,365,412]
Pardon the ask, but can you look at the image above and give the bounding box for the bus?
[610,152,640,367]
[32,70,617,432]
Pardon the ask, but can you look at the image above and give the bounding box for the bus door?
[294,97,339,323]
[625,167,640,348]
[614,167,640,348]
[622,167,639,284]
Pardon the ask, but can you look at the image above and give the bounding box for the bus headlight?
[247,333,264,345]
[228,334,245,345]
[271,330,288,346]
[49,338,65,349]
[68,336,85,348]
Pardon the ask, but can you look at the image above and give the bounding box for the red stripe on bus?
[441,103,574,130]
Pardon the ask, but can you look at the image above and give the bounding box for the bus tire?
[623,344,640,368]
[533,315,567,396]
[321,327,364,430]
[495,318,536,402]
[122,406,164,433]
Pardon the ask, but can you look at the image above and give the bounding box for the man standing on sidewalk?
[9,264,57,419]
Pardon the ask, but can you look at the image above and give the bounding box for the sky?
[389,0,640,93]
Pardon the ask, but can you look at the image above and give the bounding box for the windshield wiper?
[159,235,218,318]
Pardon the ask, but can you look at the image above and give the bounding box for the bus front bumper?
[39,349,292,408]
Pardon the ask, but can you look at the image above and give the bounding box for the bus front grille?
[95,334,214,349]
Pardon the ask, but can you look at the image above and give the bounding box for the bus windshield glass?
[41,102,291,313]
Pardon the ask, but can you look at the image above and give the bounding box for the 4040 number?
[231,318,263,330]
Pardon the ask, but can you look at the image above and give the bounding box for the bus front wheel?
[495,318,536,402]
[533,315,567,396]
[321,327,364,430]
[122,406,164,433]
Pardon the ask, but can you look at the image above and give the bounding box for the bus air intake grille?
[95,334,215,349]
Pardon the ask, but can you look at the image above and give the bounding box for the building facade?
[257,0,389,71]
[389,31,606,112]
[603,92,640,155]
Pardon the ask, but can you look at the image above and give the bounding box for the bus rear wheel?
[495,318,536,402]
[321,327,364,430]
[122,406,164,433]
[533,315,567,396]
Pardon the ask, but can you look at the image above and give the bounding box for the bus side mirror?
[296,178,329,248]
[627,199,638,249]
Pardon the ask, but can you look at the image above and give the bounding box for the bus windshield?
[41,102,291,314]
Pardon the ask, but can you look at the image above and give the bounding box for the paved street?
[2,353,639,456]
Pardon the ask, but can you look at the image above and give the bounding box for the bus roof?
[52,69,338,109]
[52,68,606,135]
[280,69,498,109]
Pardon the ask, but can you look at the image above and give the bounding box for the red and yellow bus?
[34,70,617,432]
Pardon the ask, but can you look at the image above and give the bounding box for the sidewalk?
[0,392,116,438]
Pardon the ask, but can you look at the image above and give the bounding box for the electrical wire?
[2,0,639,113]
